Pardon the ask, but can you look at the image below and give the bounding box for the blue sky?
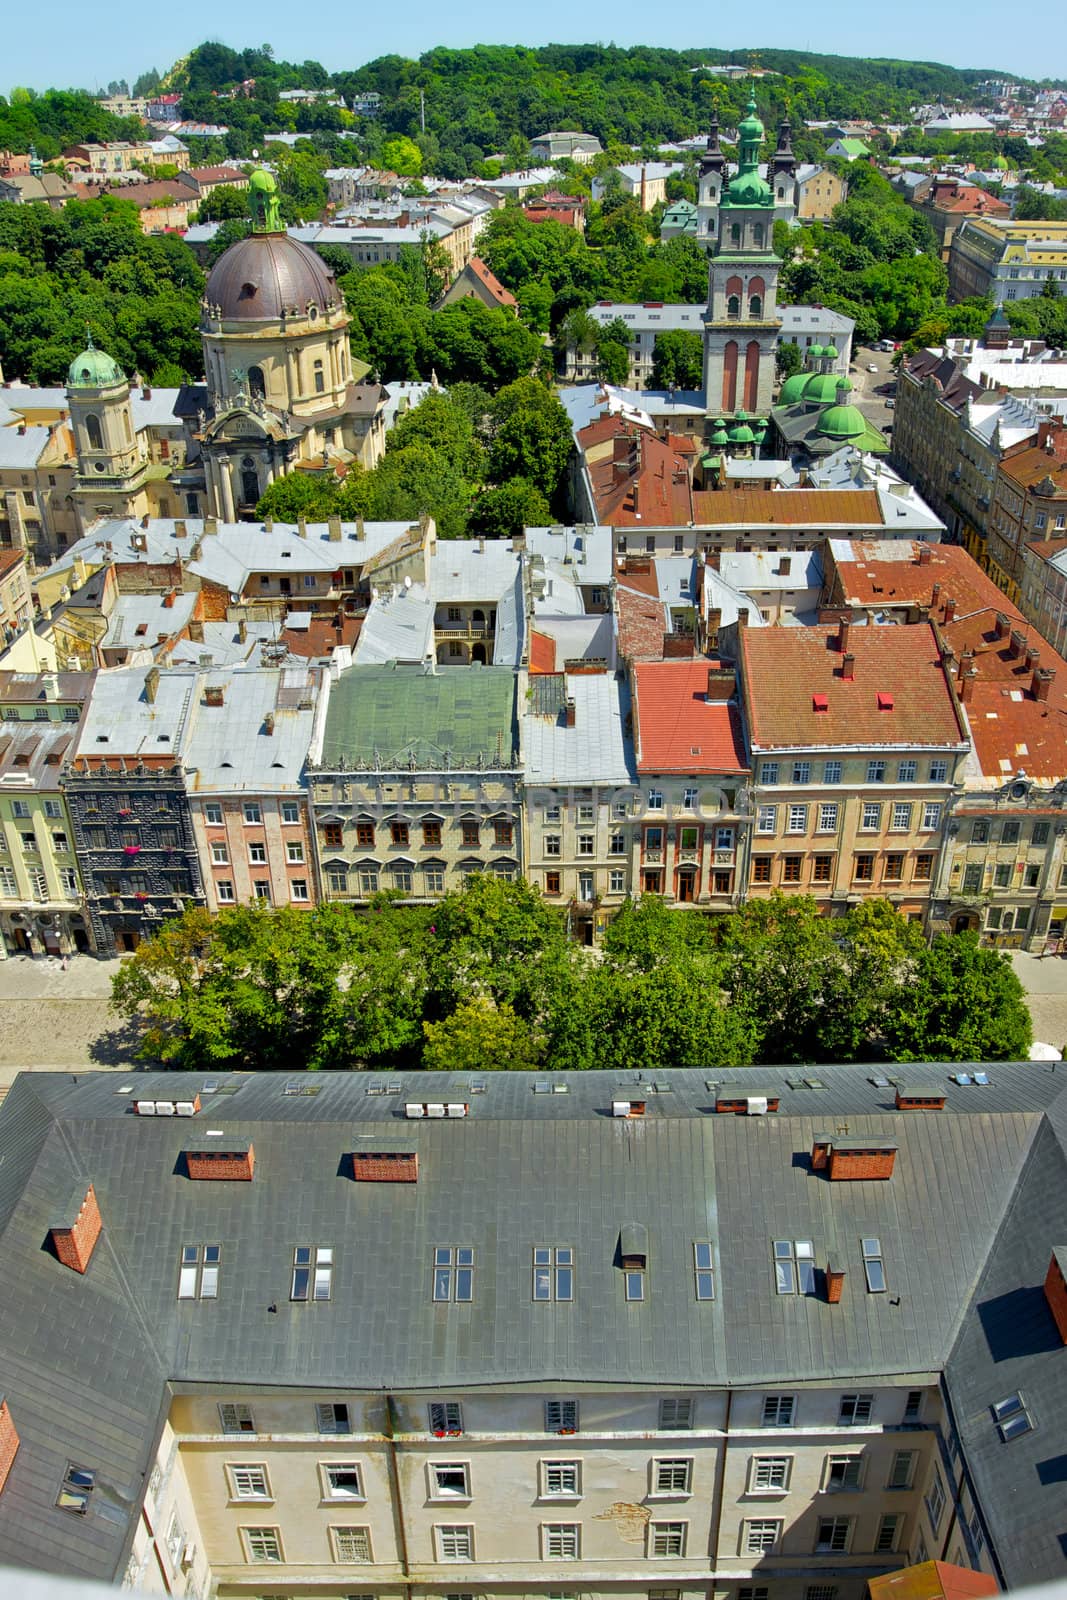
[4,0,1063,93]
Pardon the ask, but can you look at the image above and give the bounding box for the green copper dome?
[709,423,730,446]
[67,332,124,390]
[778,371,809,404]
[724,93,773,207]
[802,370,852,405]
[807,343,827,360]
[818,398,866,441]
[727,167,773,205]
[737,96,764,144]
[823,344,839,360]
[728,421,756,444]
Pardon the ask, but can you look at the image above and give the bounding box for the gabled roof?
[693,489,885,529]
[741,623,965,751]
[632,660,748,774]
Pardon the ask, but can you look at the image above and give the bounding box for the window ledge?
[744,1487,790,1498]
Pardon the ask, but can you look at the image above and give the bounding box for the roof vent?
[825,1258,846,1303]
[877,691,894,711]
[185,1139,254,1180]
[613,1098,646,1118]
[352,1149,418,1182]
[894,1086,946,1111]
[812,692,829,712]
[811,1134,898,1180]
[135,1095,200,1117]
[49,1182,102,1274]
[715,1085,779,1114]
[405,1102,468,1118]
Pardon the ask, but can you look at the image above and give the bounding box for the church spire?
[701,109,725,174]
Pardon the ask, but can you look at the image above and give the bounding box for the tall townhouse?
[63,666,206,953]
[523,669,637,943]
[930,607,1067,949]
[183,667,321,911]
[308,663,522,903]
[0,1065,1062,1596]
[987,421,1067,589]
[739,623,968,915]
[630,659,750,908]
[0,669,93,956]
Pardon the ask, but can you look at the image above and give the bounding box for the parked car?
[886,398,895,410]
[866,363,879,372]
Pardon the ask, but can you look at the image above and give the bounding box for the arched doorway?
[248,365,266,400]
[471,643,487,665]
[952,911,980,935]
[240,456,260,507]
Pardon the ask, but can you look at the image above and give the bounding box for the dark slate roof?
[1,1062,1066,1583]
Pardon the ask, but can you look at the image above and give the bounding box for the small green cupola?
[817,379,866,441]
[248,167,283,234]
[723,94,773,207]
[67,329,124,390]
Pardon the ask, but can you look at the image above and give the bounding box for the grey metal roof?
[2,1062,1067,1583]
[524,672,636,785]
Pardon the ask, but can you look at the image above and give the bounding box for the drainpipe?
[708,1388,733,1573]
[384,1393,413,1600]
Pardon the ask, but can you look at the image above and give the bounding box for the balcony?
[435,622,494,639]
[643,848,664,864]
[714,848,736,866]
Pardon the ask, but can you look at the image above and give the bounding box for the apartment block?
[739,623,967,914]
[630,659,750,907]
[0,670,93,955]
[987,421,1067,587]
[523,670,636,941]
[0,1064,1060,1595]
[309,663,522,903]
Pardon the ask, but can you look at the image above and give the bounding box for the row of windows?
[237,1511,910,1565]
[216,878,309,904]
[761,759,949,786]
[214,1391,921,1437]
[223,1447,922,1507]
[203,800,300,825]
[1,706,79,724]
[323,819,513,849]
[753,853,935,887]
[0,865,78,897]
[545,870,626,898]
[967,816,1049,845]
[545,832,626,856]
[327,863,515,896]
[756,801,942,835]
[210,840,305,865]
[6,798,65,818]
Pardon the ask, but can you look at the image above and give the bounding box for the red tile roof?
[465,256,517,309]
[1000,431,1067,496]
[529,630,556,674]
[616,583,670,661]
[0,550,26,581]
[692,489,885,528]
[741,623,965,750]
[280,613,362,658]
[939,609,1067,782]
[825,539,1025,623]
[583,418,694,527]
[633,660,749,774]
[868,1561,998,1600]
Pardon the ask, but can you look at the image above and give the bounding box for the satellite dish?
[404,574,412,589]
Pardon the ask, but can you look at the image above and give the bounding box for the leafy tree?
[651,329,703,389]
[881,933,1032,1062]
[423,996,542,1071]
[195,186,250,223]
[381,135,423,177]
[775,339,803,380]
[468,478,551,539]
[256,473,342,522]
[487,377,573,506]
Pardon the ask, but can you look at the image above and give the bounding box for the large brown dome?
[203,232,340,322]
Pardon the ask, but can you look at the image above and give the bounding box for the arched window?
[248,365,266,400]
[123,412,132,445]
[730,223,741,245]
[313,359,325,395]
[85,413,103,452]
[240,456,259,508]
[754,224,765,247]
[749,295,763,319]
[727,295,740,319]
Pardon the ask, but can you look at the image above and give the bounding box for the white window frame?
[316,1402,351,1435]
[243,802,262,824]
[787,804,808,834]
[761,1395,796,1427]
[743,1518,782,1556]
[429,1401,464,1434]
[541,1459,581,1499]
[545,1398,579,1433]
[436,1523,475,1561]
[838,1393,875,1426]
[861,801,882,831]
[649,1520,688,1557]
[330,1524,373,1563]
[429,1461,471,1500]
[659,1397,694,1430]
[748,1455,792,1493]
[541,1522,580,1559]
[887,1450,916,1490]
[756,805,777,835]
[922,802,941,830]
[320,1461,365,1501]
[210,841,229,864]
[281,801,300,824]
[286,841,305,863]
[891,802,912,832]
[817,803,838,832]
[227,1463,271,1501]
[876,1513,903,1552]
[241,1525,283,1562]
[815,1515,853,1555]
[651,1457,693,1496]
[823,1454,864,1493]
[219,1403,255,1434]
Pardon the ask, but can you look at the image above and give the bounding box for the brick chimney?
[188,619,204,643]
[352,1150,418,1182]
[917,543,932,566]
[1025,645,1041,673]
[162,589,176,610]
[263,517,273,533]
[706,667,735,701]
[841,651,856,681]
[826,1260,846,1304]
[943,596,957,623]
[50,1183,102,1274]
[140,514,149,529]
[960,668,978,703]
[931,582,942,608]
[1044,1248,1067,1344]
[144,666,160,704]
[837,617,851,653]
[1033,666,1055,702]
[565,697,576,728]
[328,515,343,543]
[264,711,275,736]
[185,1140,254,1181]
[1009,629,1027,660]
[957,649,974,685]
[778,555,791,576]
[993,613,1011,642]
[297,516,307,539]
[0,1400,19,1494]
[238,619,248,644]
[205,684,224,707]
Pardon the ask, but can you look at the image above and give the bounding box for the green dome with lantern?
[802,370,852,406]
[728,420,756,445]
[723,94,773,207]
[709,418,730,446]
[67,331,124,390]
[823,344,839,360]
[778,371,808,404]
[817,381,867,441]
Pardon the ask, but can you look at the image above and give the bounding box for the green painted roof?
[803,370,852,405]
[818,400,867,440]
[729,422,756,444]
[836,138,871,158]
[67,336,124,390]
[321,664,518,769]
[778,371,809,404]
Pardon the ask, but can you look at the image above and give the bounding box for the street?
[848,343,897,438]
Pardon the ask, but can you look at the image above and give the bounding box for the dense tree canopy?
[111,885,1032,1072]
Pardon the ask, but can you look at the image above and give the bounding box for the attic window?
[877,692,894,711]
[57,1464,95,1514]
[95,735,109,743]
[135,623,148,636]
[992,1392,1033,1440]
[240,281,257,299]
[812,693,829,712]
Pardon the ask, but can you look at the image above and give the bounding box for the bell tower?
[66,332,149,531]
[702,97,782,426]
[696,110,727,248]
